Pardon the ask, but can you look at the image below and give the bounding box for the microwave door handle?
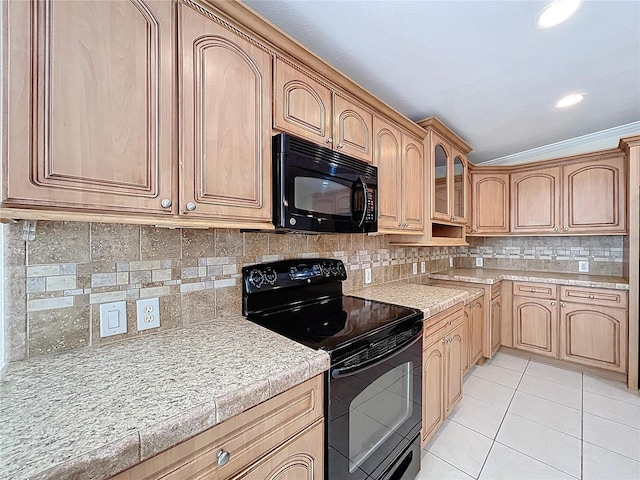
[354,176,368,228]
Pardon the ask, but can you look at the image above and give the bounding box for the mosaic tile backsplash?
[458,236,623,275]
[3,221,460,362]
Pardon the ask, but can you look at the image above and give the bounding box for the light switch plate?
[476,257,484,267]
[578,260,589,273]
[137,297,160,331]
[100,301,127,337]
[364,268,372,284]
[412,263,418,275]
[449,257,454,268]
[421,261,426,274]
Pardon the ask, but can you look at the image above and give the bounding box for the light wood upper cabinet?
[430,136,469,225]
[4,0,175,214]
[471,173,510,234]
[180,1,272,222]
[401,133,425,232]
[374,120,424,234]
[562,157,626,233]
[511,167,562,233]
[274,57,373,163]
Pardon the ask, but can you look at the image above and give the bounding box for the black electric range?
[242,258,424,480]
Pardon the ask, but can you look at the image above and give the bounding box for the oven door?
[327,324,423,480]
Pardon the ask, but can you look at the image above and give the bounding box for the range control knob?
[321,262,332,277]
[248,269,264,289]
[329,263,338,276]
[263,267,277,285]
[337,262,346,276]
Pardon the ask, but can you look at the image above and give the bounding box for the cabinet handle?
[551,301,556,306]
[161,198,172,209]
[337,142,344,149]
[326,138,333,144]
[589,294,594,299]
[217,449,231,466]
[186,202,197,211]
[561,302,566,307]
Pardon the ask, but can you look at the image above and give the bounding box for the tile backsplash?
[458,236,623,275]
[3,221,459,363]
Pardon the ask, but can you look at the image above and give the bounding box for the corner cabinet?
[470,172,510,234]
[510,155,626,234]
[112,376,324,480]
[4,0,175,215]
[180,1,272,224]
[273,57,373,163]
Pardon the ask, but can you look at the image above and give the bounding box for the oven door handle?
[331,329,422,379]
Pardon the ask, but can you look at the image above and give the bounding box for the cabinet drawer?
[424,303,464,341]
[491,283,501,299]
[560,286,628,309]
[112,375,323,480]
[512,281,557,300]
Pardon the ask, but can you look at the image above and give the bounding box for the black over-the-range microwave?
[272,133,378,234]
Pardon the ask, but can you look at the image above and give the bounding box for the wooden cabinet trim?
[560,286,628,309]
[512,281,557,300]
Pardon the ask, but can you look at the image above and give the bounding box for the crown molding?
[481,122,640,166]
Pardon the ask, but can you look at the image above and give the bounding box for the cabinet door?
[445,322,465,414]
[180,3,272,224]
[463,307,471,376]
[431,134,451,221]
[465,170,472,234]
[562,157,627,233]
[471,173,510,234]
[490,295,502,354]
[273,57,332,147]
[511,167,561,233]
[451,152,468,225]
[333,93,373,163]
[513,297,558,357]
[422,336,445,446]
[4,0,174,214]
[235,421,324,480]
[469,297,484,366]
[401,133,425,232]
[373,118,403,232]
[560,303,627,373]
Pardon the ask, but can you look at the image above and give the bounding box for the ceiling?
[243,0,640,163]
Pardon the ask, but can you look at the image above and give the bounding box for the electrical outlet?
[449,257,454,268]
[100,301,127,337]
[421,261,426,274]
[578,260,589,273]
[137,297,160,331]
[412,262,418,275]
[364,268,372,284]
[476,257,484,267]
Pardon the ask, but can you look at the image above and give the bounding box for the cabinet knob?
[553,227,559,231]
[564,227,569,232]
[551,301,556,306]
[561,302,566,307]
[589,294,594,299]
[337,142,344,149]
[530,288,536,292]
[217,449,231,466]
[186,202,197,211]
[326,138,333,144]
[160,198,172,209]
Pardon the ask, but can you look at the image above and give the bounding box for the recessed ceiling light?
[536,0,582,29]
[555,93,585,108]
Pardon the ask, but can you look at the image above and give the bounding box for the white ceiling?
[244,0,640,163]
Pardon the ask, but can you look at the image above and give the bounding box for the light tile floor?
[417,352,640,480]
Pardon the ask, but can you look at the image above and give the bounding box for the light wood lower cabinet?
[513,297,558,357]
[112,375,323,480]
[510,282,628,374]
[467,296,484,368]
[422,304,464,447]
[560,302,627,373]
[490,293,502,355]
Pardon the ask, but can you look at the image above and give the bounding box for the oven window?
[294,177,352,215]
[348,362,414,472]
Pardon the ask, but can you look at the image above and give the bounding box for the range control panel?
[242,258,347,293]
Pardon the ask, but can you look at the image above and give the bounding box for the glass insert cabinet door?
[453,156,465,219]
[433,144,449,217]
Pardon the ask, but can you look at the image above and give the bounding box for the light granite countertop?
[0,316,330,480]
[429,268,629,290]
[350,282,470,317]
